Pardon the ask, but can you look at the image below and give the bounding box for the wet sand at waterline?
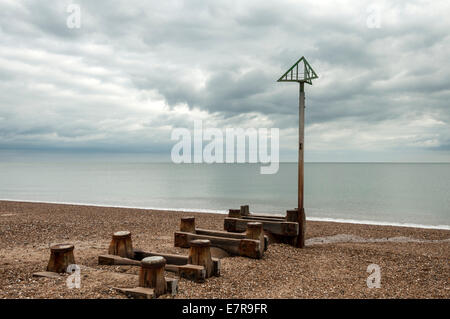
[0,200,448,299]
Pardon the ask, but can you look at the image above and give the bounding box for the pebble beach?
[0,200,448,299]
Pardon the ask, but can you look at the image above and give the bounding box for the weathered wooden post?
[180,216,196,233]
[228,209,241,218]
[286,209,299,222]
[139,256,167,297]
[240,205,250,216]
[108,231,134,258]
[278,56,318,248]
[188,239,214,278]
[47,244,75,273]
[246,222,264,252]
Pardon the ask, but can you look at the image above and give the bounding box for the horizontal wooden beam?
[178,264,206,283]
[224,218,299,237]
[166,264,206,282]
[133,249,220,277]
[114,287,156,299]
[99,254,211,282]
[98,254,141,266]
[242,215,286,221]
[196,228,268,251]
[114,277,178,299]
[32,271,61,279]
[228,207,287,220]
[174,231,262,259]
[196,228,245,239]
[133,250,188,265]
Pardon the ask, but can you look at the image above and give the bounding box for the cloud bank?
[0,0,449,161]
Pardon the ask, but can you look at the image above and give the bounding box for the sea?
[0,160,449,230]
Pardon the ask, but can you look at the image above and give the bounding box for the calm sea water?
[0,162,449,229]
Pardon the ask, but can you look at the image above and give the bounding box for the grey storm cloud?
[0,0,449,161]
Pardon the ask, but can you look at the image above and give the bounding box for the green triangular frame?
[277,56,318,85]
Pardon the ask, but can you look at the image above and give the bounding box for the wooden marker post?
[139,256,167,297]
[188,239,214,278]
[297,83,306,248]
[277,57,318,248]
[180,216,196,233]
[108,231,134,259]
[47,244,75,273]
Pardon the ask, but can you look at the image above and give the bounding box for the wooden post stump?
[108,231,134,259]
[228,209,241,218]
[180,216,196,233]
[139,256,167,297]
[188,239,214,278]
[246,222,264,252]
[286,209,299,222]
[47,244,75,273]
[240,205,250,216]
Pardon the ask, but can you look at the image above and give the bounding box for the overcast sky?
[0,0,449,162]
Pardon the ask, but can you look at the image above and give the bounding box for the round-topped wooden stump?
[180,216,195,233]
[139,256,167,297]
[108,231,134,259]
[47,244,75,273]
[188,239,213,278]
[246,222,264,252]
